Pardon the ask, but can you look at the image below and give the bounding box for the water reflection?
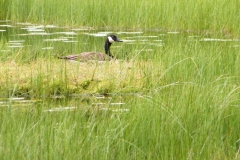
[86,32,112,37]
[0,20,168,54]
[0,94,134,114]
[117,31,143,34]
[167,31,180,34]
[44,106,77,112]
[0,97,41,108]
[1,20,239,111]
[1,20,239,56]
[200,38,240,42]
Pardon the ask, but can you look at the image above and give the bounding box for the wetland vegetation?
[0,0,240,159]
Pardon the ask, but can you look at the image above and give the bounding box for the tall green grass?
[0,0,11,20]
[1,31,239,159]
[1,93,240,159]
[0,0,240,159]
[2,0,240,34]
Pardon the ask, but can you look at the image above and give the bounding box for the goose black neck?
[104,39,114,58]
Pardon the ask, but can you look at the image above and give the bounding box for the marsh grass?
[0,31,240,159]
[0,59,160,98]
[0,51,239,159]
[0,0,11,20]
[1,0,240,159]
[3,0,240,34]
[1,90,240,159]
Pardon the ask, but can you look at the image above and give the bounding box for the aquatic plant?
[0,0,240,159]
[2,0,239,34]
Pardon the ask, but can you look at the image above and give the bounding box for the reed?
[1,90,239,159]
[0,35,239,158]
[2,0,239,34]
[0,0,240,159]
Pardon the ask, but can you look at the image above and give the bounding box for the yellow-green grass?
[0,45,239,159]
[0,1,240,158]
[0,59,161,98]
[1,82,240,159]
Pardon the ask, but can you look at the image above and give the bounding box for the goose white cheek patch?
[108,36,115,43]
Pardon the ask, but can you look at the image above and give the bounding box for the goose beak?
[116,37,123,42]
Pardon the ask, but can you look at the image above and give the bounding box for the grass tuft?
[0,60,160,97]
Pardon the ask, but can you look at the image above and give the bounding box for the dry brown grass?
[0,59,161,97]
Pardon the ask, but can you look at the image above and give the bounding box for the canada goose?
[59,35,122,62]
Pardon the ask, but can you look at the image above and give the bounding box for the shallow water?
[0,20,239,109]
[0,94,136,116]
[1,21,239,57]
[0,21,167,54]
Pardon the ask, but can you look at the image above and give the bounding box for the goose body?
[59,35,122,62]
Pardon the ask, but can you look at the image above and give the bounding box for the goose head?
[105,35,122,58]
[107,35,123,43]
